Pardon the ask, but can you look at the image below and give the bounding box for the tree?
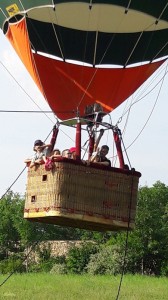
[1,182,167,276]
[135,181,168,275]
[66,242,98,274]
[0,191,84,273]
[0,192,22,259]
[107,181,168,275]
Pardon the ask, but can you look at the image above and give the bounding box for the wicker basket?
[24,159,141,231]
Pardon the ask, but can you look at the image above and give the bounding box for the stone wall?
[39,240,83,257]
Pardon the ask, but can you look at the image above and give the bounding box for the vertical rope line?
[76,1,129,109]
[0,58,54,123]
[115,173,135,300]
[0,231,45,288]
[120,133,132,170]
[156,2,168,23]
[0,8,8,19]
[124,32,143,67]
[49,7,65,60]
[125,0,132,13]
[51,23,65,60]
[77,5,147,109]
[124,61,168,151]
[18,0,25,11]
[118,62,167,123]
[24,15,55,124]
[93,31,98,67]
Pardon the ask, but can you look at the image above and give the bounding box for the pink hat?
[69,147,76,153]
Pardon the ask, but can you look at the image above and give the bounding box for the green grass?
[0,274,167,300]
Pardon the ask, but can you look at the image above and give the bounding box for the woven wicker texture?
[24,161,141,231]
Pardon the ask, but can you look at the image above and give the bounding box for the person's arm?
[51,154,62,159]
[24,158,31,163]
[96,161,110,166]
[89,147,100,163]
[93,129,104,152]
[47,125,59,155]
[43,143,52,149]
[39,144,51,152]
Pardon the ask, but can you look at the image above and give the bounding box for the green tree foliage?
[134,181,168,275]
[86,245,123,275]
[106,181,168,275]
[0,254,26,274]
[0,191,89,273]
[0,192,22,259]
[50,263,67,274]
[0,182,167,275]
[0,192,86,249]
[66,242,98,274]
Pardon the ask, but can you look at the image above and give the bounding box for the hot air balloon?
[1,1,167,231]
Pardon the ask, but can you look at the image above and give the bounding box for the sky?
[0,32,168,197]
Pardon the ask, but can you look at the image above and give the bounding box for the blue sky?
[0,32,168,197]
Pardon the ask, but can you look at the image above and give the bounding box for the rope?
[117,61,168,124]
[0,60,76,143]
[125,62,168,151]
[0,110,75,114]
[115,173,135,300]
[0,110,52,113]
[0,231,45,288]
[121,135,132,170]
[0,59,54,123]
[0,124,57,201]
[27,9,75,108]
[0,167,26,201]
[76,5,165,110]
[114,61,168,155]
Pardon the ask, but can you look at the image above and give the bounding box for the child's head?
[53,149,61,155]
[69,147,76,159]
[33,140,44,151]
[62,149,71,158]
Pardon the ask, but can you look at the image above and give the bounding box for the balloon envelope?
[0,1,168,119]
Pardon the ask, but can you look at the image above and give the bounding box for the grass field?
[0,274,167,300]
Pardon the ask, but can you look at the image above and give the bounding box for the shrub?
[66,242,98,274]
[37,244,51,262]
[161,261,168,276]
[50,263,67,275]
[28,256,66,273]
[0,256,26,274]
[86,245,123,275]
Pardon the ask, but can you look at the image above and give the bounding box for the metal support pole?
[88,134,95,160]
[113,129,125,169]
[76,118,81,160]
[48,125,59,155]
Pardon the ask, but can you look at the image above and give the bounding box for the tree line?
[0,181,167,275]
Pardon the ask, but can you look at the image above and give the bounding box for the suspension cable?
[120,61,168,121]
[0,230,45,288]
[0,167,26,201]
[0,59,76,143]
[115,172,135,300]
[0,125,56,201]
[125,62,168,151]
[0,59,54,124]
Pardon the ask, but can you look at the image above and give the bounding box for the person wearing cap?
[24,139,51,167]
[29,140,52,168]
[69,147,76,159]
[24,125,58,167]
